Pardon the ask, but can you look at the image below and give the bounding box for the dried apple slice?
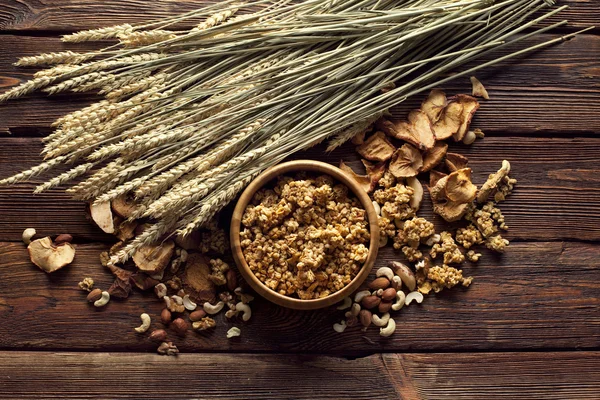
[421,142,448,172]
[433,101,464,140]
[407,110,436,150]
[429,170,447,188]
[433,201,469,222]
[445,152,469,172]
[452,95,480,142]
[361,159,386,188]
[356,131,396,162]
[470,76,490,100]
[421,89,447,124]
[389,143,423,178]
[445,168,477,203]
[339,161,372,193]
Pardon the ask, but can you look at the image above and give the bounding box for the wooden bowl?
[230,160,380,310]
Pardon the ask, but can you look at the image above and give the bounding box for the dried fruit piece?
[433,201,470,222]
[389,143,423,178]
[445,153,469,172]
[111,195,137,218]
[132,240,175,275]
[470,76,490,100]
[356,131,396,162]
[339,161,373,193]
[445,168,477,203]
[451,95,480,142]
[477,160,511,203]
[90,201,115,234]
[27,237,75,273]
[115,220,137,241]
[429,170,447,188]
[377,111,435,150]
[433,101,464,140]
[362,160,386,188]
[421,142,448,172]
[421,89,447,124]
[184,253,217,303]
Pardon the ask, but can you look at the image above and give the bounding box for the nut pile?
[335,81,517,336]
[240,173,370,299]
[76,200,252,355]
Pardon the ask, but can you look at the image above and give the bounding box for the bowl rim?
[230,160,380,310]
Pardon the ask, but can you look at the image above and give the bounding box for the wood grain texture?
[0,34,598,135]
[1,136,599,242]
[0,241,598,352]
[0,0,595,32]
[0,351,599,399]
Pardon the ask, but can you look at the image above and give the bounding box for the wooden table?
[0,1,599,399]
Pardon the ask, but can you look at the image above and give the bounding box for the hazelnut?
[378,301,393,313]
[189,309,207,322]
[226,269,238,292]
[160,308,172,325]
[368,277,390,290]
[86,288,103,303]
[172,318,188,336]
[381,288,397,302]
[54,234,73,244]
[149,329,167,342]
[361,295,381,310]
[359,310,372,328]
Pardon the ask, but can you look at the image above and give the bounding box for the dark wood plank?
[0,351,599,399]
[0,34,598,135]
[1,136,599,242]
[0,0,596,32]
[0,241,598,352]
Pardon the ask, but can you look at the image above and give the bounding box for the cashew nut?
[333,320,347,333]
[391,276,402,291]
[372,312,390,327]
[375,288,384,297]
[22,228,36,245]
[336,297,352,310]
[182,295,197,311]
[391,290,406,311]
[94,291,110,307]
[372,201,381,216]
[350,302,361,317]
[405,291,424,306]
[227,327,241,339]
[203,301,225,315]
[376,266,394,281]
[134,313,151,333]
[235,302,252,321]
[379,318,396,337]
[354,290,371,303]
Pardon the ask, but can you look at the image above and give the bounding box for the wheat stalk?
[0,0,590,265]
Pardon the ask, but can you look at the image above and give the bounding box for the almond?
[189,309,207,322]
[361,295,381,310]
[149,329,167,342]
[378,301,393,313]
[86,288,102,303]
[381,288,397,302]
[368,277,390,290]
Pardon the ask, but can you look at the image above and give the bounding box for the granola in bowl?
[239,173,370,300]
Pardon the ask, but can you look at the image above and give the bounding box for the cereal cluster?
[240,174,370,299]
